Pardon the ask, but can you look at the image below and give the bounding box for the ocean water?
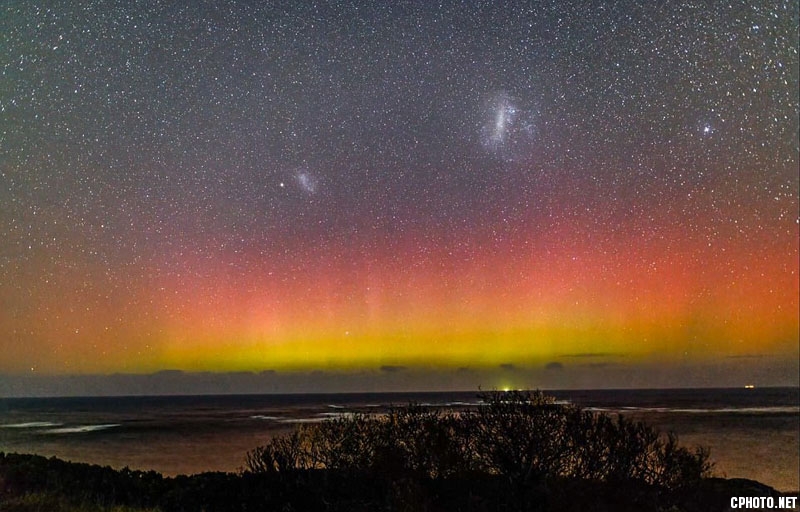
[0,388,797,492]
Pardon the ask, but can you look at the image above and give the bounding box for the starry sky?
[1,1,798,393]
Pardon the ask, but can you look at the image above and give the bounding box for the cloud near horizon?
[379,365,407,373]
[559,353,626,359]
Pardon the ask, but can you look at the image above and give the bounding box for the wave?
[43,424,121,434]
[599,406,800,414]
[406,401,484,408]
[250,415,282,421]
[671,406,800,414]
[274,411,379,424]
[276,418,327,424]
[0,421,63,429]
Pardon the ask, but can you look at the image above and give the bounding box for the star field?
[1,1,797,381]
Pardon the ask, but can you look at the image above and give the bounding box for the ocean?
[1,388,797,492]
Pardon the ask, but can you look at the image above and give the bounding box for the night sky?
[1,1,798,393]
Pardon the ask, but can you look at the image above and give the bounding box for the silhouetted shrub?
[245,390,713,494]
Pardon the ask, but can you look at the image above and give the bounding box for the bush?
[245,390,713,493]
[0,453,165,511]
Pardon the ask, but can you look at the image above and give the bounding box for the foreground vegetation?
[0,391,784,511]
[246,391,711,488]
